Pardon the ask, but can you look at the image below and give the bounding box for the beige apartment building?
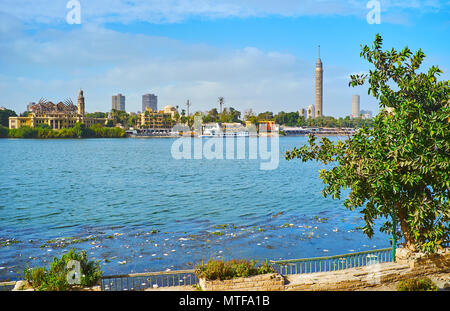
[138,106,177,131]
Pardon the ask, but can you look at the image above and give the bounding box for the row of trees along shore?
[0,123,125,138]
[89,108,374,129]
[1,101,373,132]
[287,34,449,253]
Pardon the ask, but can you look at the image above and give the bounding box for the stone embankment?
[199,273,284,291]
[285,247,450,291]
[6,248,450,291]
[197,247,449,291]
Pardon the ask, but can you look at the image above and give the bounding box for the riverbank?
[0,124,125,138]
[6,248,449,291]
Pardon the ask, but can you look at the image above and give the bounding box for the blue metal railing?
[270,248,393,275]
[101,269,198,291]
[0,282,16,291]
[0,248,395,291]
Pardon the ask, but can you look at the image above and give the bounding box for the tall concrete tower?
[315,45,323,118]
[352,95,360,118]
[77,89,85,116]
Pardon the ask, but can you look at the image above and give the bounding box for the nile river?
[0,137,390,280]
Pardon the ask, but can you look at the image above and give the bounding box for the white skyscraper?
[351,95,360,119]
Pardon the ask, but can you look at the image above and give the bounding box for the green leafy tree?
[38,123,52,130]
[105,119,114,128]
[275,111,301,126]
[8,126,37,138]
[86,112,107,118]
[111,109,129,126]
[285,34,449,253]
[257,111,274,121]
[0,125,9,137]
[203,108,220,123]
[219,107,241,123]
[127,114,140,128]
[72,123,85,137]
[0,108,17,127]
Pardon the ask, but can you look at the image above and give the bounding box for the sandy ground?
[143,273,450,291]
[358,273,450,291]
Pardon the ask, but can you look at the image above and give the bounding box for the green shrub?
[397,277,438,291]
[8,126,38,138]
[0,125,8,138]
[24,266,46,288]
[3,124,125,139]
[24,249,103,291]
[195,259,275,281]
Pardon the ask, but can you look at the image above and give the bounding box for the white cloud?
[0,0,445,24]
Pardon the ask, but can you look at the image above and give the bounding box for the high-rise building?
[307,104,315,119]
[315,46,323,118]
[142,94,158,112]
[351,95,360,119]
[112,94,125,111]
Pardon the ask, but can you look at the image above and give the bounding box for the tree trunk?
[397,203,417,252]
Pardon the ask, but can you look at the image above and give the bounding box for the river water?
[0,137,390,280]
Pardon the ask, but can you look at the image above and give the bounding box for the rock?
[395,248,415,263]
[12,280,34,291]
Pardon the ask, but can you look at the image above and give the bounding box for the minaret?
[77,89,85,117]
[315,45,323,118]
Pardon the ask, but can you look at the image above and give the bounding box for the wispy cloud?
[0,23,375,116]
[0,0,446,24]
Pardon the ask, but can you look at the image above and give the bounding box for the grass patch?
[397,277,438,291]
[195,259,275,281]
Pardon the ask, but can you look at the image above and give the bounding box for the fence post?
[392,213,396,262]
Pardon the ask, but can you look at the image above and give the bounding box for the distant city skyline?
[0,1,448,117]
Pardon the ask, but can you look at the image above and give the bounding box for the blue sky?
[0,0,449,117]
